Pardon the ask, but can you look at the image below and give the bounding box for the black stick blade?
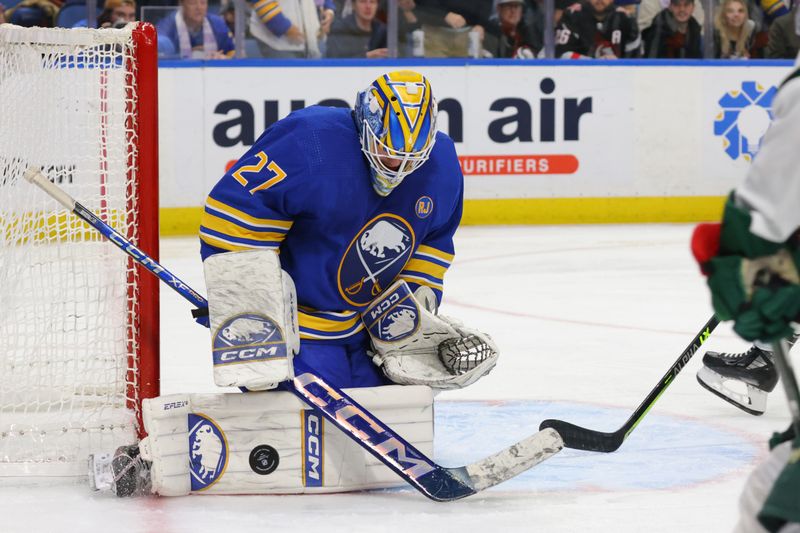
[539,419,624,453]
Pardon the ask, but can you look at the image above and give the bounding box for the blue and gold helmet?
[354,70,438,196]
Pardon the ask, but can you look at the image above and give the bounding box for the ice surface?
[0,224,790,533]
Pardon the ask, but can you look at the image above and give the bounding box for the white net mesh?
[0,25,150,479]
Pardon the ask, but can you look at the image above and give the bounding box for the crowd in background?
[0,0,798,59]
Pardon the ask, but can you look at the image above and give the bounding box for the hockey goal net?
[0,23,159,479]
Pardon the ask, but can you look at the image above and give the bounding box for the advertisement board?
[156,61,791,232]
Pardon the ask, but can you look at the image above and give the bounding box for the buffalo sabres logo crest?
[189,414,228,491]
[338,214,415,306]
[212,313,286,366]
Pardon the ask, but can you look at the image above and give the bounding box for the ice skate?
[696,345,779,415]
[89,444,152,497]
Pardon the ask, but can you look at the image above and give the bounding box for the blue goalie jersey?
[200,106,464,342]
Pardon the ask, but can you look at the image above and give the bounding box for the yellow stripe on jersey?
[261,6,282,22]
[415,244,454,264]
[199,231,263,252]
[205,197,292,230]
[402,257,448,280]
[201,211,289,244]
[298,310,361,333]
[400,274,443,292]
[251,0,280,22]
[299,325,365,341]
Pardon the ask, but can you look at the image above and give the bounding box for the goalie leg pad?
[140,386,434,496]
[204,249,300,390]
[363,279,499,389]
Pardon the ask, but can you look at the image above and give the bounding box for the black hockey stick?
[26,167,564,501]
[539,314,720,452]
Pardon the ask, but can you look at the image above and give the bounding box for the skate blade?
[696,366,768,416]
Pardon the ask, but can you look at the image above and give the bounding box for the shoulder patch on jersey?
[338,214,416,306]
[415,196,434,219]
[189,414,229,491]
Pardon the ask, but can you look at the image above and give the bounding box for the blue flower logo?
[713,81,776,162]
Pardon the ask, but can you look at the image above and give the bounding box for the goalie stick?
[25,167,563,502]
[539,314,719,452]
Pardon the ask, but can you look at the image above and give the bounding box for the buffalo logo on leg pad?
[189,414,228,491]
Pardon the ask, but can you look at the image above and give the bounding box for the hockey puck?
[249,445,280,475]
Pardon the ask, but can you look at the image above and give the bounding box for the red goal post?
[0,23,159,478]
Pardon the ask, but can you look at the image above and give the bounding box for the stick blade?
[459,427,564,493]
[539,419,624,452]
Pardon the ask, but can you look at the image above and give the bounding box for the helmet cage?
[360,116,436,195]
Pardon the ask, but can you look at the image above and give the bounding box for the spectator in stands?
[483,0,543,58]
[100,0,137,26]
[317,0,335,36]
[366,0,423,56]
[0,3,6,24]
[395,0,423,34]
[757,0,790,27]
[638,0,703,32]
[410,0,492,57]
[555,0,641,58]
[723,0,788,54]
[157,0,235,59]
[5,0,58,27]
[326,0,387,57]
[72,0,137,28]
[765,1,800,57]
[248,0,334,58]
[414,0,493,29]
[220,0,235,33]
[615,0,640,17]
[642,0,702,57]
[553,0,581,25]
[714,0,759,58]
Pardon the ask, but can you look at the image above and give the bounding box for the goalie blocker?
[204,249,299,390]
[92,385,434,496]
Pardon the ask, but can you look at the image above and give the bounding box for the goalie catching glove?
[691,194,800,342]
[204,249,299,390]
[363,279,498,389]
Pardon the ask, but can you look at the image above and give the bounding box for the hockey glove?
[363,279,499,390]
[691,194,800,342]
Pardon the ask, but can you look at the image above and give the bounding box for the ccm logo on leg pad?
[212,313,287,366]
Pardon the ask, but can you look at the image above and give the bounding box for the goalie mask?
[355,70,438,197]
